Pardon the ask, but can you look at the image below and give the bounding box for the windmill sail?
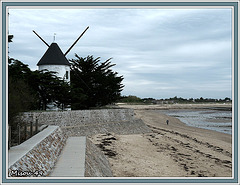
[64,26,89,56]
[33,30,50,47]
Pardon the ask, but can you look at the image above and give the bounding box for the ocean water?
[159,109,232,135]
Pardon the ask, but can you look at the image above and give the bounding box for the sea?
[158,109,232,135]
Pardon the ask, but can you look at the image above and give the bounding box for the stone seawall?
[62,119,151,136]
[8,126,67,177]
[22,109,135,126]
[85,138,113,177]
[22,109,151,136]
[9,109,152,177]
[8,126,113,177]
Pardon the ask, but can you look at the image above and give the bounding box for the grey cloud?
[8,8,232,99]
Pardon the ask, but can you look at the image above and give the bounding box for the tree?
[119,95,143,103]
[70,55,124,109]
[224,97,231,102]
[8,59,71,111]
[27,69,71,110]
[8,59,36,129]
[8,35,14,43]
[8,77,35,127]
[53,79,71,110]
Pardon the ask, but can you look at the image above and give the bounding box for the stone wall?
[8,126,114,177]
[22,109,135,127]
[62,119,151,136]
[22,109,151,136]
[85,138,113,177]
[8,126,67,177]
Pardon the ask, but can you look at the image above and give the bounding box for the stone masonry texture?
[84,138,113,177]
[22,109,151,136]
[8,127,67,177]
[22,109,135,126]
[11,109,151,177]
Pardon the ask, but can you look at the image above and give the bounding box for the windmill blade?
[64,26,89,56]
[33,30,50,47]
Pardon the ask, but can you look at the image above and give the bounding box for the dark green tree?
[119,95,143,103]
[54,79,71,110]
[8,77,35,127]
[70,55,124,109]
[8,59,36,129]
[8,59,71,111]
[8,35,14,43]
[28,69,71,110]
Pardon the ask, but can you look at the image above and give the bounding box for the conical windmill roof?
[37,43,70,66]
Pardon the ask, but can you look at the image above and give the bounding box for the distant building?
[154,100,175,104]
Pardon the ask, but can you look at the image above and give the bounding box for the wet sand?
[90,104,232,177]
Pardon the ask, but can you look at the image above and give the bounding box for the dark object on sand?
[166,120,169,125]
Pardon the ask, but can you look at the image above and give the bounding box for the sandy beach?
[90,104,232,177]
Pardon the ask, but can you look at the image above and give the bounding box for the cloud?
[8,8,232,99]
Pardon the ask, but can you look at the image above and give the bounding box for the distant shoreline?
[115,103,232,111]
[115,103,232,135]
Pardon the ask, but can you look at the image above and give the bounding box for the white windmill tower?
[33,27,89,110]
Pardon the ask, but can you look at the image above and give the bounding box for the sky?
[8,8,232,99]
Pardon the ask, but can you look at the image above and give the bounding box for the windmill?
[33,26,89,82]
[33,26,89,110]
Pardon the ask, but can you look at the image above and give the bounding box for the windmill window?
[66,71,69,79]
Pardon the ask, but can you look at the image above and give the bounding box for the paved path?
[49,137,86,177]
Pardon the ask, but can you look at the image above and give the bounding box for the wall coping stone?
[8,126,58,167]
